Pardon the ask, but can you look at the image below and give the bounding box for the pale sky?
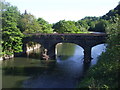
[5,0,120,23]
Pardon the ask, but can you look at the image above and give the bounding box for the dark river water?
[1,43,106,88]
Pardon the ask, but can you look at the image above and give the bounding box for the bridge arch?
[55,43,84,60]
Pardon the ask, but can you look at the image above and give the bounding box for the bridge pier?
[46,47,56,60]
[83,46,92,63]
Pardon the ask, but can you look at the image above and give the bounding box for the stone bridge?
[23,33,107,63]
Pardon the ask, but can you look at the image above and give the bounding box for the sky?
[5,0,120,24]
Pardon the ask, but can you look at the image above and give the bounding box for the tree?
[2,1,23,55]
[53,20,80,33]
[37,18,53,33]
[76,20,89,32]
[77,16,100,32]
[18,11,42,33]
[88,21,97,31]
[94,19,108,32]
[106,15,120,47]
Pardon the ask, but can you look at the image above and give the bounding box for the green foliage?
[76,16,100,32]
[18,12,43,33]
[2,1,23,55]
[37,18,53,33]
[77,16,100,32]
[94,19,108,32]
[53,20,81,33]
[18,13,53,34]
[75,20,89,32]
[37,18,49,25]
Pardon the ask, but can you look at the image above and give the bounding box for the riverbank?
[0,43,41,61]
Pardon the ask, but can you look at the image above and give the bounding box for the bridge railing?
[24,33,107,36]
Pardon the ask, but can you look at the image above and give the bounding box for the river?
[1,43,106,88]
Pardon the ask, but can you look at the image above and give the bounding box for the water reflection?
[56,43,76,60]
[2,58,56,88]
[91,44,107,65]
[2,43,107,88]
